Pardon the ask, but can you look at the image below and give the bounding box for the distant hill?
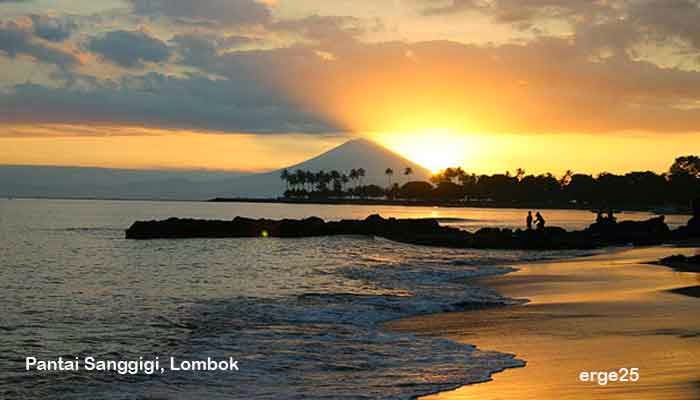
[0,139,430,200]
[0,165,246,200]
[225,139,431,197]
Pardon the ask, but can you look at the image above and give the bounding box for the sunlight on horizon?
[375,129,477,173]
[372,130,699,177]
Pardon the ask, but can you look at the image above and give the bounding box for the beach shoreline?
[386,245,700,400]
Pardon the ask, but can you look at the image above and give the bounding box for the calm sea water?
[0,199,689,399]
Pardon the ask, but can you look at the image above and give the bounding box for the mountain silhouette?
[0,139,430,200]
[226,138,431,197]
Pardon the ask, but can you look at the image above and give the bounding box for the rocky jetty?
[672,198,700,239]
[126,215,444,241]
[657,255,700,273]
[126,214,679,250]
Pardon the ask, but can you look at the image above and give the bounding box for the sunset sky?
[1,0,699,175]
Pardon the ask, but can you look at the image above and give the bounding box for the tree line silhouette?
[280,167,415,199]
[280,156,700,208]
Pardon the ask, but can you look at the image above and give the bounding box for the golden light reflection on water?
[388,247,700,400]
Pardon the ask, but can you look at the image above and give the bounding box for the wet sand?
[387,246,700,399]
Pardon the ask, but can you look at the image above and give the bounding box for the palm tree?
[304,171,314,192]
[280,169,290,191]
[311,171,319,192]
[560,169,574,187]
[288,174,299,194]
[329,170,341,194]
[349,169,359,189]
[455,167,466,181]
[444,167,458,183]
[385,168,394,188]
[404,167,413,180]
[308,170,318,192]
[341,174,349,194]
[358,168,366,187]
[294,170,306,192]
[316,170,328,192]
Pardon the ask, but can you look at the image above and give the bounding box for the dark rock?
[657,254,700,273]
[278,217,326,237]
[684,198,700,235]
[587,216,669,245]
[126,214,677,251]
[672,201,700,239]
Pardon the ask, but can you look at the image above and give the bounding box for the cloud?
[628,0,700,50]
[6,28,700,136]
[420,0,613,21]
[3,1,700,137]
[418,0,700,52]
[170,34,218,65]
[0,18,79,68]
[0,72,338,133]
[271,15,378,45]
[87,30,171,68]
[128,0,272,26]
[184,37,700,135]
[171,33,257,65]
[29,14,76,42]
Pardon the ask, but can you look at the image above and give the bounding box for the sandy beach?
[387,246,700,400]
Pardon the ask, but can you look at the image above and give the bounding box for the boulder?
[657,254,700,273]
[587,216,669,245]
[672,200,700,239]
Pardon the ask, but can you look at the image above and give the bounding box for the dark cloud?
[0,72,338,133]
[419,0,700,57]
[0,19,79,68]
[628,0,700,49]
[87,30,170,68]
[171,34,218,65]
[29,15,76,42]
[171,33,257,65]
[128,0,271,26]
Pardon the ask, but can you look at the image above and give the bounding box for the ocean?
[0,199,689,399]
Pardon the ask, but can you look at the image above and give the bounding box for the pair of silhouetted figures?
[596,209,617,224]
[526,211,546,231]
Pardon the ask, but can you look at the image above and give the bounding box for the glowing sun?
[375,129,471,173]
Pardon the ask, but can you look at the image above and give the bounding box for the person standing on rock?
[535,212,546,231]
[606,208,617,223]
[526,211,534,230]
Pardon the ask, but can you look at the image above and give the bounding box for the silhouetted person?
[535,212,546,231]
[606,208,617,223]
[596,210,605,224]
[526,211,534,230]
